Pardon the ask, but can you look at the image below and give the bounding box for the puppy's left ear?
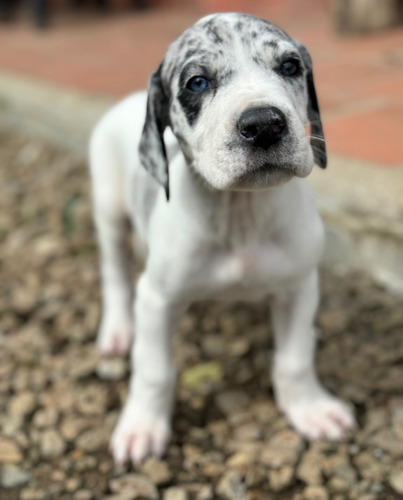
[296,42,327,169]
[139,66,171,199]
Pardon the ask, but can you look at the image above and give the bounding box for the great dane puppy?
[90,12,355,465]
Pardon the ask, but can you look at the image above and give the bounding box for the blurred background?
[0,0,402,165]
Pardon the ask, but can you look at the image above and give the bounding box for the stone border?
[0,71,110,155]
[1,70,403,293]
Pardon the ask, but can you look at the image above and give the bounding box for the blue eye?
[280,59,300,77]
[186,76,210,92]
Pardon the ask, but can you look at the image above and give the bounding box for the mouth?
[230,162,293,189]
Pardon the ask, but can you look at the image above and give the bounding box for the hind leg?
[91,133,134,356]
[95,210,134,355]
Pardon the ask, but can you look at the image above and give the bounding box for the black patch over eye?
[186,75,211,92]
[280,59,301,77]
[178,69,213,126]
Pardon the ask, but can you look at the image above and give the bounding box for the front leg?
[110,273,187,465]
[270,270,355,440]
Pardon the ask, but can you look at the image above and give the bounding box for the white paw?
[283,395,356,441]
[110,401,171,466]
[97,314,133,356]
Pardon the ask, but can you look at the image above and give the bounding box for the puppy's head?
[139,13,326,198]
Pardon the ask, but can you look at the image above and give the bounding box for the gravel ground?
[1,129,403,500]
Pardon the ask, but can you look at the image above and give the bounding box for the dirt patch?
[1,130,403,499]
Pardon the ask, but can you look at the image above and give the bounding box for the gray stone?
[109,474,159,500]
[186,483,214,500]
[215,390,250,416]
[233,422,263,442]
[323,451,357,493]
[245,464,266,488]
[261,430,304,469]
[371,429,403,457]
[12,289,37,315]
[226,449,257,475]
[216,470,246,499]
[141,457,173,486]
[200,334,226,357]
[353,451,387,482]
[1,464,32,488]
[297,449,324,485]
[8,391,36,418]
[32,407,59,428]
[268,466,294,492]
[76,427,108,453]
[20,486,46,500]
[39,429,66,459]
[163,487,188,500]
[96,357,127,381]
[65,477,82,493]
[60,416,92,440]
[73,490,94,500]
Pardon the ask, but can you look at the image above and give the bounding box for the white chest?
[206,246,277,301]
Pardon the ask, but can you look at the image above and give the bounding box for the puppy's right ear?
[139,67,170,200]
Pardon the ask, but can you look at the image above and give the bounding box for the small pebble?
[0,465,32,489]
[0,437,22,463]
[163,487,188,500]
[96,357,127,381]
[216,470,245,500]
[141,457,173,485]
[109,473,159,500]
[73,490,94,500]
[39,429,66,459]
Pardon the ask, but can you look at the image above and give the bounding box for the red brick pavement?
[0,0,402,166]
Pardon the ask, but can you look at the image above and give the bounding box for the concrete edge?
[1,70,403,294]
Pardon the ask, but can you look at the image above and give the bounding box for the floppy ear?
[296,43,327,169]
[139,67,171,199]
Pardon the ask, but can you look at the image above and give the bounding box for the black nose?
[237,106,287,149]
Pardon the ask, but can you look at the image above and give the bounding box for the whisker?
[307,135,326,144]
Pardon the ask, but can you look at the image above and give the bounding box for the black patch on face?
[235,20,243,32]
[219,68,235,85]
[252,55,266,67]
[177,64,213,126]
[184,48,199,60]
[241,36,249,46]
[205,24,224,45]
[263,39,279,50]
[177,88,205,126]
[202,17,234,46]
[176,58,237,126]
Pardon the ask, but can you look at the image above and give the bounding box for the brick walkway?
[0,0,402,166]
